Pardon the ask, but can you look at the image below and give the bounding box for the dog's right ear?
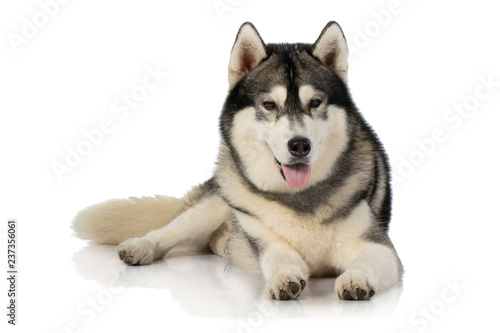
[228,22,267,88]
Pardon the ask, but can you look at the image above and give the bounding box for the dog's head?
[220,22,354,192]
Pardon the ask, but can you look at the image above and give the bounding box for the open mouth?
[275,159,311,189]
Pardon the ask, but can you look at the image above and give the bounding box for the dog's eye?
[263,101,277,111]
[309,99,322,108]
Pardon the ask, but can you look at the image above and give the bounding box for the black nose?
[288,137,311,157]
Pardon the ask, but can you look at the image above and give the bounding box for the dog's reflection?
[73,243,402,319]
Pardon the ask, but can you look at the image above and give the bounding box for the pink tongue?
[281,163,311,189]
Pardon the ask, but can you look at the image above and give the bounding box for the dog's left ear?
[228,22,267,88]
[312,22,349,82]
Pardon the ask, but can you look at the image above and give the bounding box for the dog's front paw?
[267,267,307,300]
[117,238,156,265]
[335,271,375,300]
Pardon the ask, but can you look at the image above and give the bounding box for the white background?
[1,0,499,332]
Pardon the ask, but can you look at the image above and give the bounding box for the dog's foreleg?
[117,194,231,265]
[235,211,310,300]
[334,241,402,300]
[328,201,402,300]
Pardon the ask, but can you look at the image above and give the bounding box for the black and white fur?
[73,22,403,301]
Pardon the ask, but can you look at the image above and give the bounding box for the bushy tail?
[72,195,182,245]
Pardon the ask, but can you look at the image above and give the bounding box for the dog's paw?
[335,271,375,300]
[117,238,156,265]
[267,267,307,300]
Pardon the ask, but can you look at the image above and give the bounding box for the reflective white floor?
[4,215,496,333]
[74,244,404,319]
[67,242,405,332]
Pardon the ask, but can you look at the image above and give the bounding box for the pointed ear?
[312,21,349,82]
[228,22,267,88]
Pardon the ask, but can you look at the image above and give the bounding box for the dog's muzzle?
[275,137,312,189]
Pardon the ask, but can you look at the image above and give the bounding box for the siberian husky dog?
[73,22,403,300]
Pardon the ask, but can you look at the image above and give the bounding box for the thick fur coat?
[73,22,403,300]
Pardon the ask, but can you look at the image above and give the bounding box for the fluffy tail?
[72,195,182,245]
